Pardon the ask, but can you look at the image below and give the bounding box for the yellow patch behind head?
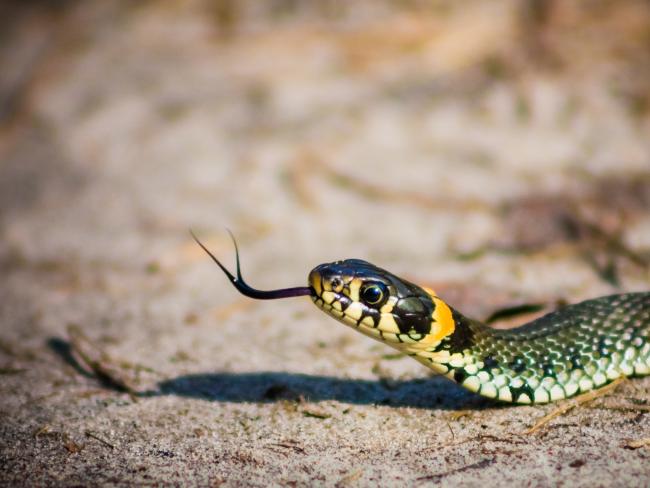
[401,293,455,351]
[430,295,455,340]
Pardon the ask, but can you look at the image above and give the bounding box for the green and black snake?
[192,233,650,404]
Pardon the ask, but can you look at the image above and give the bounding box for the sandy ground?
[1,1,650,486]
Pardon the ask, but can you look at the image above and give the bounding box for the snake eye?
[360,283,387,306]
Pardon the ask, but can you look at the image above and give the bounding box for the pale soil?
[1,1,650,486]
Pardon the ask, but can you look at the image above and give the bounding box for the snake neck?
[410,303,571,404]
[411,293,650,404]
[305,255,650,404]
[409,303,487,371]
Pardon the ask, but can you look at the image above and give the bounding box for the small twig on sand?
[300,406,332,419]
[446,422,455,440]
[67,324,138,395]
[0,367,27,375]
[452,434,528,447]
[266,441,306,454]
[62,434,84,454]
[336,469,363,487]
[586,403,650,412]
[416,458,496,484]
[319,161,483,211]
[33,424,52,438]
[622,438,650,450]
[448,410,472,421]
[291,153,485,212]
[524,378,626,435]
[85,430,115,449]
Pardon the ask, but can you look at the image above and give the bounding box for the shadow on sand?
[48,337,495,411]
[155,371,495,410]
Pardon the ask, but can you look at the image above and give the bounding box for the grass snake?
[193,233,650,404]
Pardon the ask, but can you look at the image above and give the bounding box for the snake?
[192,232,650,404]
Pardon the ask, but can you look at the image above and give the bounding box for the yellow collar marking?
[424,294,455,345]
[398,292,455,353]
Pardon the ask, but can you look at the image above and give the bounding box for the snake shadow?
[47,337,496,410]
[154,371,495,410]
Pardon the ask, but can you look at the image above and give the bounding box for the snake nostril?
[330,277,343,292]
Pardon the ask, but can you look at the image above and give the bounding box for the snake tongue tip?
[191,230,313,300]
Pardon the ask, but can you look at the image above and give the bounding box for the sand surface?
[1,1,650,486]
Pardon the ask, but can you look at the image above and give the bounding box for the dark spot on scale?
[570,355,583,370]
[453,368,469,384]
[482,356,498,370]
[509,383,535,403]
[509,356,526,373]
[597,337,611,356]
[446,310,475,353]
[542,364,556,377]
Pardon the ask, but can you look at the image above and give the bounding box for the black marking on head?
[338,295,352,312]
[330,277,343,291]
[444,310,475,353]
[393,296,433,335]
[360,307,380,326]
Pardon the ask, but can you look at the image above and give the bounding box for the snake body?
[193,234,650,404]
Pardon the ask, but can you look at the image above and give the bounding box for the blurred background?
[1,0,650,485]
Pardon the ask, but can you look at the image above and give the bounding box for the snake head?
[308,259,455,351]
[193,231,455,352]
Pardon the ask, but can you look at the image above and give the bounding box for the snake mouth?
[192,230,313,300]
[309,286,428,350]
[308,268,359,323]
